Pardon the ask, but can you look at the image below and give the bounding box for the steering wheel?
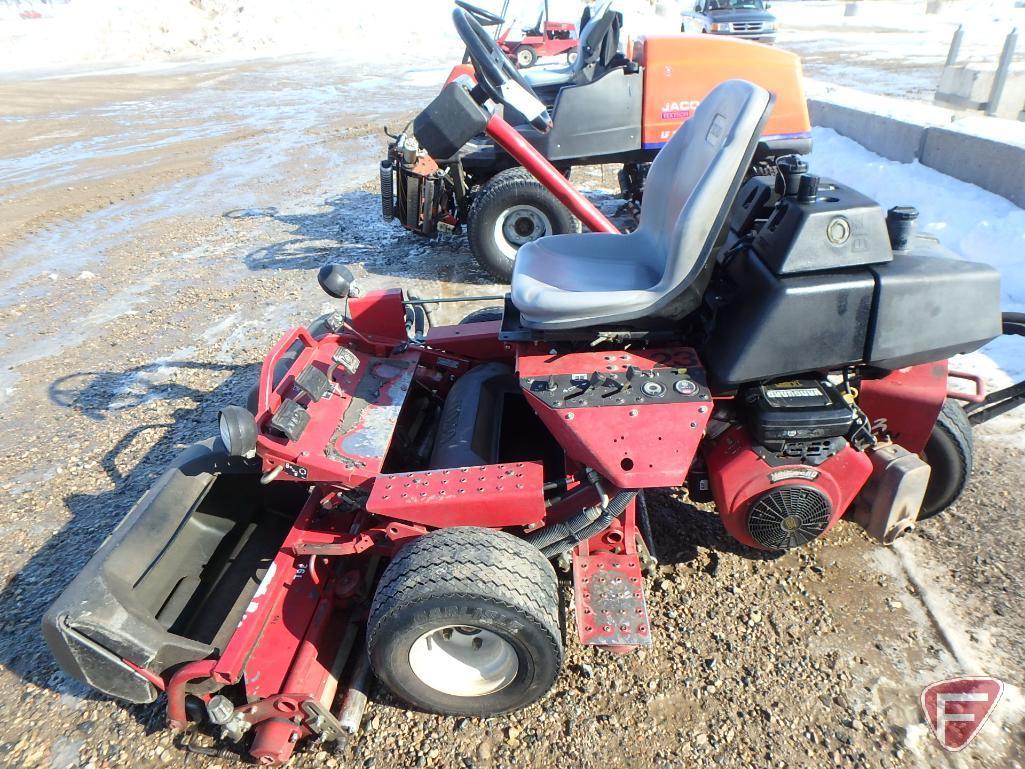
[454,0,505,27]
[452,8,553,133]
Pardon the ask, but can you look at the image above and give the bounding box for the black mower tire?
[367,527,563,716]
[515,44,538,68]
[919,398,974,519]
[458,306,505,324]
[467,167,578,282]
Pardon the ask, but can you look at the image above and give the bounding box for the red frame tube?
[122,658,166,692]
[947,370,987,403]
[485,114,619,235]
[167,659,218,729]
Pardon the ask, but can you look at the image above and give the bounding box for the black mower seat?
[510,79,773,330]
[522,1,620,89]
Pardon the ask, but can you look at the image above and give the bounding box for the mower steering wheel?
[454,0,505,27]
[452,8,553,133]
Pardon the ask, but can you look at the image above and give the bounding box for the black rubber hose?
[531,490,638,559]
[526,504,603,551]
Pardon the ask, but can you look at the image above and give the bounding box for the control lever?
[564,372,596,402]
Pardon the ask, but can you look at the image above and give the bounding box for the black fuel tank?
[865,240,1001,369]
[702,242,1000,387]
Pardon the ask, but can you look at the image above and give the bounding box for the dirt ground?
[0,57,1023,769]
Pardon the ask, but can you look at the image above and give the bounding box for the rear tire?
[367,527,563,716]
[515,45,538,68]
[919,398,974,519]
[467,168,578,282]
[458,307,505,324]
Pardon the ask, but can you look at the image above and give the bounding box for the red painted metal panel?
[423,321,512,361]
[366,462,546,528]
[517,347,712,488]
[213,496,324,689]
[347,289,408,342]
[256,342,421,487]
[858,361,948,454]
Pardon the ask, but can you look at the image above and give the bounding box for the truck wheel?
[919,399,974,520]
[367,527,563,716]
[515,45,538,68]
[467,168,578,282]
[458,307,505,324]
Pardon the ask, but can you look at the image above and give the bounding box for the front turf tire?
[919,398,974,519]
[467,168,578,282]
[367,527,563,716]
[458,306,505,324]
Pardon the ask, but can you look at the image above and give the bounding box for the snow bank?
[774,0,1025,61]
[0,0,680,77]
[0,0,464,75]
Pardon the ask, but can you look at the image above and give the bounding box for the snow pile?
[0,0,464,75]
[775,0,1025,60]
[0,0,680,76]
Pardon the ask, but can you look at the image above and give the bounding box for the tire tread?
[367,527,561,669]
[466,168,578,282]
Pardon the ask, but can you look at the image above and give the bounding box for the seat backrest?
[520,3,618,91]
[576,2,618,73]
[638,80,773,294]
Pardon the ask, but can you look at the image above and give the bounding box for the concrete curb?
[807,85,1025,208]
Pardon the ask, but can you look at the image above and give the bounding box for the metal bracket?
[301,699,347,744]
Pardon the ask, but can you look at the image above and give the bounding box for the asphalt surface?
[0,57,1022,769]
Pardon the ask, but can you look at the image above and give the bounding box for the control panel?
[519,348,710,409]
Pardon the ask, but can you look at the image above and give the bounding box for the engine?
[704,377,874,550]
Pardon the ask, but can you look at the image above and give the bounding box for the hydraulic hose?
[528,489,638,559]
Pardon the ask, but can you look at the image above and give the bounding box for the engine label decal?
[766,388,823,398]
[768,468,820,482]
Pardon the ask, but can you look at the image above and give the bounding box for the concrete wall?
[807,87,1025,208]
[807,100,929,163]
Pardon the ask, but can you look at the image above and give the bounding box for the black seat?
[522,1,621,89]
[511,80,774,330]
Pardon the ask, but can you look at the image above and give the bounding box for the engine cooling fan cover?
[747,485,833,550]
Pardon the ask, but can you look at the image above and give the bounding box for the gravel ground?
[0,58,1022,769]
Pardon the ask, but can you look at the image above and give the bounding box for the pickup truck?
[681,0,778,43]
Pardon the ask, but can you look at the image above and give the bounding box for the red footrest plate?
[573,552,651,647]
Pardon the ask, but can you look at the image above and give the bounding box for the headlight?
[710,22,731,31]
[219,405,258,458]
[766,21,778,30]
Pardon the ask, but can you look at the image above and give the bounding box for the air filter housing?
[747,485,832,550]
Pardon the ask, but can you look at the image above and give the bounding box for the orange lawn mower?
[382,0,812,280]
[43,7,1025,767]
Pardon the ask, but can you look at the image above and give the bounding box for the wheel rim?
[408,625,519,697]
[494,204,551,261]
[517,48,533,67]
